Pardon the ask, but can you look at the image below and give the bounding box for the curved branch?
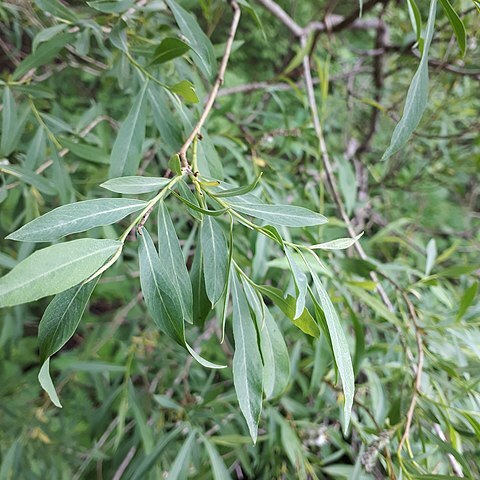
[178,1,241,170]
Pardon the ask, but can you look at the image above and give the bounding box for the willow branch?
[178,1,241,170]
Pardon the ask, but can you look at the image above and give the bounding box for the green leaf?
[406,0,422,42]
[12,33,75,81]
[439,0,466,55]
[25,127,46,170]
[307,264,354,430]
[177,179,203,221]
[382,0,437,162]
[457,282,478,321]
[310,233,363,251]
[39,280,98,363]
[87,0,134,13]
[231,272,263,443]
[166,431,196,480]
[0,239,122,307]
[210,173,262,198]
[285,247,307,319]
[109,81,149,178]
[190,244,212,326]
[256,285,320,338]
[170,80,199,104]
[32,24,68,53]
[172,190,229,216]
[101,176,170,194]
[60,137,110,165]
[1,87,17,156]
[138,229,225,368]
[128,427,182,480]
[138,228,185,345]
[425,238,437,275]
[165,0,216,79]
[168,154,182,175]
[151,37,191,65]
[50,145,73,205]
[38,359,62,408]
[38,279,98,407]
[203,439,232,480]
[157,202,193,324]
[201,216,229,305]
[260,309,290,399]
[34,0,78,22]
[148,85,184,155]
[231,203,327,227]
[7,198,147,242]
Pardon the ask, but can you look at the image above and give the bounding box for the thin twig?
[177,0,241,170]
[112,446,137,480]
[256,0,384,37]
[396,291,424,456]
[217,66,371,97]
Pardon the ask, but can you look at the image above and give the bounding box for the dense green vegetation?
[0,0,479,478]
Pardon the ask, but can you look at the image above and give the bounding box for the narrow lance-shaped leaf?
[190,243,212,327]
[32,24,68,53]
[203,438,232,480]
[256,284,320,338]
[285,247,307,319]
[439,0,466,55]
[1,87,17,156]
[260,309,290,399]
[38,279,99,407]
[231,271,263,443]
[310,233,364,251]
[303,253,354,430]
[12,33,75,81]
[382,0,437,162]
[138,229,225,368]
[101,176,171,194]
[34,0,78,23]
[166,431,196,480]
[148,84,184,156]
[7,198,147,242]
[201,216,229,305]
[138,228,185,345]
[0,239,122,308]
[231,203,328,227]
[158,202,193,324]
[109,81,149,178]
[406,0,422,43]
[165,0,217,80]
[211,173,262,198]
[0,164,57,195]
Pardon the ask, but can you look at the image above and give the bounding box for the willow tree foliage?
[0,0,479,478]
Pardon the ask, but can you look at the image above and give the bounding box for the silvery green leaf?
[231,203,327,227]
[0,239,121,307]
[101,176,171,194]
[7,198,147,242]
[109,81,149,178]
[201,216,229,305]
[382,0,437,162]
[231,272,263,443]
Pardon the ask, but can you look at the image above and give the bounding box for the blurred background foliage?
[0,0,479,478]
